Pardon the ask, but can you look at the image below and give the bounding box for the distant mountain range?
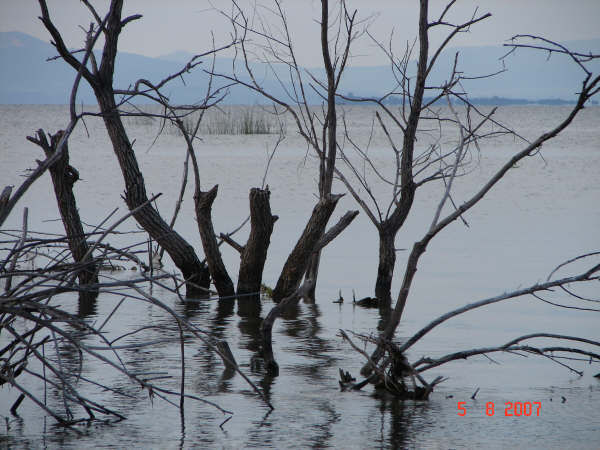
[1,31,599,105]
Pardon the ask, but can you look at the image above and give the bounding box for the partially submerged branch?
[261,280,315,375]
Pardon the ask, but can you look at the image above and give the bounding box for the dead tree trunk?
[194,185,235,298]
[302,0,341,300]
[27,129,98,302]
[272,194,342,302]
[38,0,211,297]
[375,226,397,308]
[214,1,359,301]
[94,89,210,297]
[304,209,360,301]
[304,251,322,300]
[237,188,278,297]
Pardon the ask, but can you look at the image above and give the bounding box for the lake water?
[1,104,599,448]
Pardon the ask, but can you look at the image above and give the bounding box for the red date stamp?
[457,401,541,417]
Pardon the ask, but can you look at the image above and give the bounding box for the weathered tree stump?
[237,187,278,297]
[195,184,235,298]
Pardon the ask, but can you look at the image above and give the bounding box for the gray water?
[1,104,599,448]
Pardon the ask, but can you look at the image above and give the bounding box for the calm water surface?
[1,105,599,448]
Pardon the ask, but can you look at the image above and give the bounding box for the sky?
[1,0,599,67]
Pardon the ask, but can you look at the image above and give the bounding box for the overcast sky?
[2,1,599,66]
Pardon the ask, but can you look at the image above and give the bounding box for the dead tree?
[0,11,93,229]
[1,213,273,424]
[272,194,343,300]
[214,0,361,301]
[334,1,511,308]
[349,12,600,382]
[185,123,278,299]
[195,185,236,297]
[158,93,279,299]
[41,0,281,301]
[26,129,99,303]
[38,0,211,297]
[344,253,600,397]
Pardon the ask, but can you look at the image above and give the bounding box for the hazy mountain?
[2,31,599,104]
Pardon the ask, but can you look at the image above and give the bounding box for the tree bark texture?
[194,185,235,298]
[94,88,210,297]
[375,226,396,308]
[237,188,277,297]
[272,194,342,302]
[304,251,322,301]
[28,130,98,302]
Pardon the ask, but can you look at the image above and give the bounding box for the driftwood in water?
[261,280,314,375]
[0,220,274,422]
[339,330,444,400]
[215,339,238,380]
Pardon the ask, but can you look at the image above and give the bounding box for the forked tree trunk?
[27,129,98,303]
[272,194,342,302]
[237,188,277,296]
[94,88,210,297]
[195,184,235,298]
[303,209,360,301]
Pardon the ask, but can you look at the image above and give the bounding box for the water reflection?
[283,300,338,380]
[49,291,100,418]
[373,392,439,449]
[237,294,263,356]
[376,394,410,449]
[214,298,235,329]
[178,296,211,319]
[77,292,98,318]
[306,401,341,449]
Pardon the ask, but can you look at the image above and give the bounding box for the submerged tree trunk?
[272,194,342,302]
[39,0,210,297]
[375,226,396,308]
[94,89,210,297]
[195,185,235,298]
[27,129,98,303]
[304,250,321,301]
[261,281,314,375]
[303,209,360,301]
[237,187,277,297]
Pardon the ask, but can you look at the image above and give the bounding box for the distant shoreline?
[1,98,598,107]
[340,95,598,106]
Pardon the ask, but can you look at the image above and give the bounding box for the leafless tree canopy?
[1,0,599,429]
